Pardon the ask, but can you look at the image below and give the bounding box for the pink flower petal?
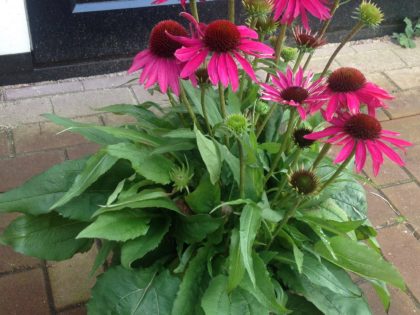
[334,139,355,164]
[355,141,367,172]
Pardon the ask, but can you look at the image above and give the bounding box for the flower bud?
[293,127,315,148]
[355,1,384,28]
[242,0,273,18]
[255,101,270,115]
[170,163,193,193]
[225,113,249,136]
[289,169,319,196]
[281,47,298,62]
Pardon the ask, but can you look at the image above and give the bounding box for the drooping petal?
[233,51,257,81]
[355,141,367,172]
[180,48,208,78]
[304,127,343,140]
[334,139,355,164]
[375,140,405,166]
[366,140,383,176]
[225,53,239,91]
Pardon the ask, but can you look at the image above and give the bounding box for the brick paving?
[0,37,420,314]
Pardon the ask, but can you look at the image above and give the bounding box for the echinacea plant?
[0,1,413,315]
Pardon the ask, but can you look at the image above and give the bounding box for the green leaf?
[0,158,86,215]
[201,275,230,315]
[298,215,365,235]
[175,214,223,244]
[330,179,367,220]
[286,294,323,315]
[77,211,150,242]
[107,143,174,184]
[228,229,245,292]
[186,173,221,214]
[51,151,118,209]
[194,126,222,185]
[366,279,390,312]
[230,288,270,315]
[218,143,240,186]
[315,236,406,290]
[240,204,262,287]
[279,265,371,315]
[240,252,288,314]
[0,213,92,261]
[172,247,210,315]
[88,266,180,315]
[121,219,170,268]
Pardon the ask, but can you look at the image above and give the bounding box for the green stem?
[180,84,200,130]
[228,0,235,22]
[167,91,187,127]
[264,110,297,183]
[292,50,305,73]
[320,21,364,77]
[265,24,287,83]
[319,150,355,193]
[311,143,332,170]
[238,139,246,198]
[218,83,227,120]
[190,0,199,22]
[267,199,302,249]
[256,104,276,138]
[273,148,301,202]
[200,85,213,136]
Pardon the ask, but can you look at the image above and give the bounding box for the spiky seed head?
[225,113,249,136]
[293,128,316,148]
[242,0,273,18]
[254,17,279,35]
[355,1,384,28]
[170,163,193,193]
[281,46,298,62]
[289,169,319,196]
[255,101,270,115]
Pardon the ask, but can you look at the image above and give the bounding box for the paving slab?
[47,248,99,310]
[363,157,411,187]
[304,56,340,73]
[391,38,420,67]
[0,269,50,315]
[365,186,398,228]
[66,143,102,160]
[405,143,420,182]
[5,80,83,101]
[365,72,400,94]
[376,224,420,299]
[336,50,406,73]
[51,88,136,118]
[385,66,420,90]
[382,182,420,232]
[0,150,65,192]
[385,89,420,119]
[382,116,420,145]
[81,72,137,90]
[0,97,53,127]
[0,129,10,157]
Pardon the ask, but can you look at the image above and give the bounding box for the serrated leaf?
[107,143,174,184]
[240,204,262,287]
[194,126,222,185]
[171,246,210,315]
[0,213,92,261]
[201,275,230,315]
[51,151,118,209]
[186,173,221,214]
[0,159,87,215]
[315,236,406,290]
[88,266,180,315]
[121,219,170,268]
[77,211,150,241]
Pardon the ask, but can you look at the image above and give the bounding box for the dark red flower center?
[328,67,367,92]
[296,34,325,48]
[204,20,241,52]
[149,20,188,58]
[293,128,315,148]
[281,86,309,103]
[344,113,382,140]
[290,170,318,195]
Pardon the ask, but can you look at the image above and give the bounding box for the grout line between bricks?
[382,71,403,92]
[0,265,42,278]
[41,261,57,315]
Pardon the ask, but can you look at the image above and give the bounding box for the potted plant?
[0,0,411,314]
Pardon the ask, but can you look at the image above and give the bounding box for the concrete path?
[0,36,420,314]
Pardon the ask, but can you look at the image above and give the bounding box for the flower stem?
[264,110,297,183]
[228,0,235,22]
[167,91,187,127]
[303,0,341,71]
[292,49,305,73]
[190,0,199,22]
[267,199,302,249]
[256,104,276,138]
[200,86,212,136]
[319,149,355,193]
[273,148,301,202]
[180,84,200,130]
[320,21,364,77]
[218,83,227,119]
[237,139,246,198]
[311,143,332,170]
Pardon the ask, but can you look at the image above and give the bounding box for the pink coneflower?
[293,26,327,51]
[273,0,331,30]
[325,67,393,121]
[128,20,196,96]
[261,67,327,120]
[305,113,412,176]
[170,14,274,91]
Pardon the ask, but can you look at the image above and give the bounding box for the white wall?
[0,0,31,55]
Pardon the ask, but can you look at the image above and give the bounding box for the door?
[25,0,232,66]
